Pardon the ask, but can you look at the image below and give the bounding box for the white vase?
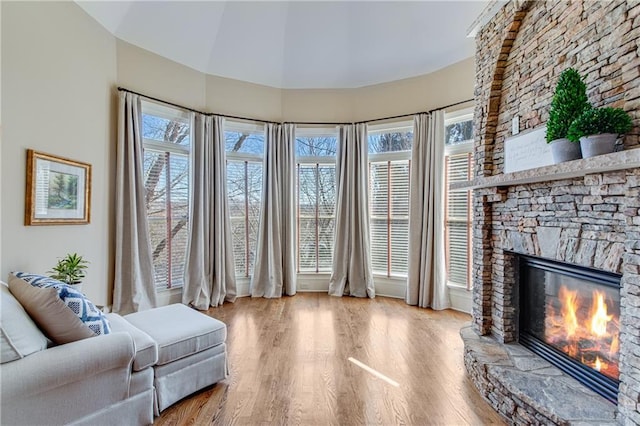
[579,133,618,158]
[549,138,582,163]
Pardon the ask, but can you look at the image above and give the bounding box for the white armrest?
[1,332,135,426]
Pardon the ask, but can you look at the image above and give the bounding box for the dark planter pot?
[550,138,582,163]
[579,133,618,158]
[67,282,83,293]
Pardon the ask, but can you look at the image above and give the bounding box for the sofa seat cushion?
[124,304,226,366]
[106,313,158,371]
[0,282,48,363]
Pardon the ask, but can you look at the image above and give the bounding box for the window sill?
[156,286,182,306]
[447,282,470,291]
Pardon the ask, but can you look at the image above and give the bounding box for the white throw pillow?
[0,282,48,363]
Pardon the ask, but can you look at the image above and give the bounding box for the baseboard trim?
[235,274,407,298]
[448,286,472,314]
[156,277,463,309]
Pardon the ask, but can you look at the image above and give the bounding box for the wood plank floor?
[155,294,505,425]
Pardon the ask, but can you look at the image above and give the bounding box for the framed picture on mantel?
[25,149,91,225]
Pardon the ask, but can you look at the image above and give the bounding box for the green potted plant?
[49,253,89,291]
[546,68,591,163]
[567,107,633,158]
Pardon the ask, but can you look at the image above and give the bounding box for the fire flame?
[595,357,602,372]
[545,285,619,380]
[559,287,579,338]
[590,292,613,337]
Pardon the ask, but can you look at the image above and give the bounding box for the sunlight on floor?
[347,357,400,387]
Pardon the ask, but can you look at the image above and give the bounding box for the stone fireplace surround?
[459,149,640,424]
[466,0,640,423]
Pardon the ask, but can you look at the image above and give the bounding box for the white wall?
[1,1,117,305]
[0,1,3,268]
[206,74,282,122]
[353,58,475,121]
[280,58,475,123]
[116,40,207,111]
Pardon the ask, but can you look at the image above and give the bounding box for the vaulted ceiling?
[77,1,488,89]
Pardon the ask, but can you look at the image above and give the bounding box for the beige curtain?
[406,111,449,310]
[329,124,374,298]
[113,92,157,314]
[251,123,297,297]
[182,114,237,309]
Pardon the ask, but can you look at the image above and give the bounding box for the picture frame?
[25,150,91,225]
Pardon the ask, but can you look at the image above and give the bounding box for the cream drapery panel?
[113,91,157,314]
[406,111,449,310]
[329,124,374,298]
[182,114,237,309]
[251,123,297,297]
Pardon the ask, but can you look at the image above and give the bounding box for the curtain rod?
[117,87,277,125]
[117,87,473,126]
[288,98,474,126]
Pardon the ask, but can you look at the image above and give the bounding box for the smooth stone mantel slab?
[452,148,640,190]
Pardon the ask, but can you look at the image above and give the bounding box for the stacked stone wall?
[474,0,640,178]
[471,1,640,423]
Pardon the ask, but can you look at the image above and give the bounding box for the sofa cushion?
[124,304,226,366]
[8,274,110,344]
[107,313,158,371]
[0,282,48,363]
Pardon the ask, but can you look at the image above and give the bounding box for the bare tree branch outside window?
[225,130,264,277]
[296,136,337,273]
[142,113,191,289]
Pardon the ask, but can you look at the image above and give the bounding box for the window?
[141,101,191,290]
[444,111,474,289]
[296,128,338,273]
[368,122,413,277]
[225,121,265,278]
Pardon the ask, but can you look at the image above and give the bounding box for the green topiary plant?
[546,68,591,143]
[567,107,633,142]
[49,253,89,284]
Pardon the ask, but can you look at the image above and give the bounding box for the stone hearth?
[461,327,616,425]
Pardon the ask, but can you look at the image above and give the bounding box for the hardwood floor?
[154,294,505,425]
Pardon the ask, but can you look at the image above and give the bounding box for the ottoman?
[124,304,228,415]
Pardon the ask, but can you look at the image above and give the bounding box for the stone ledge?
[461,326,617,425]
[452,148,640,191]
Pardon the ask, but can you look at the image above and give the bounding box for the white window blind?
[369,160,411,276]
[445,152,472,288]
[368,122,413,277]
[444,110,474,290]
[141,101,191,290]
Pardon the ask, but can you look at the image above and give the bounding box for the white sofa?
[0,282,155,425]
[0,278,228,425]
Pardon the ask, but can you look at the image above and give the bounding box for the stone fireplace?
[461,1,640,424]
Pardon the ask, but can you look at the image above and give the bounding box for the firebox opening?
[516,254,621,404]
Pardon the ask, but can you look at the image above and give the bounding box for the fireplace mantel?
[452,148,640,191]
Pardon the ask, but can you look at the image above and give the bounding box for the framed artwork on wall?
[25,149,91,225]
